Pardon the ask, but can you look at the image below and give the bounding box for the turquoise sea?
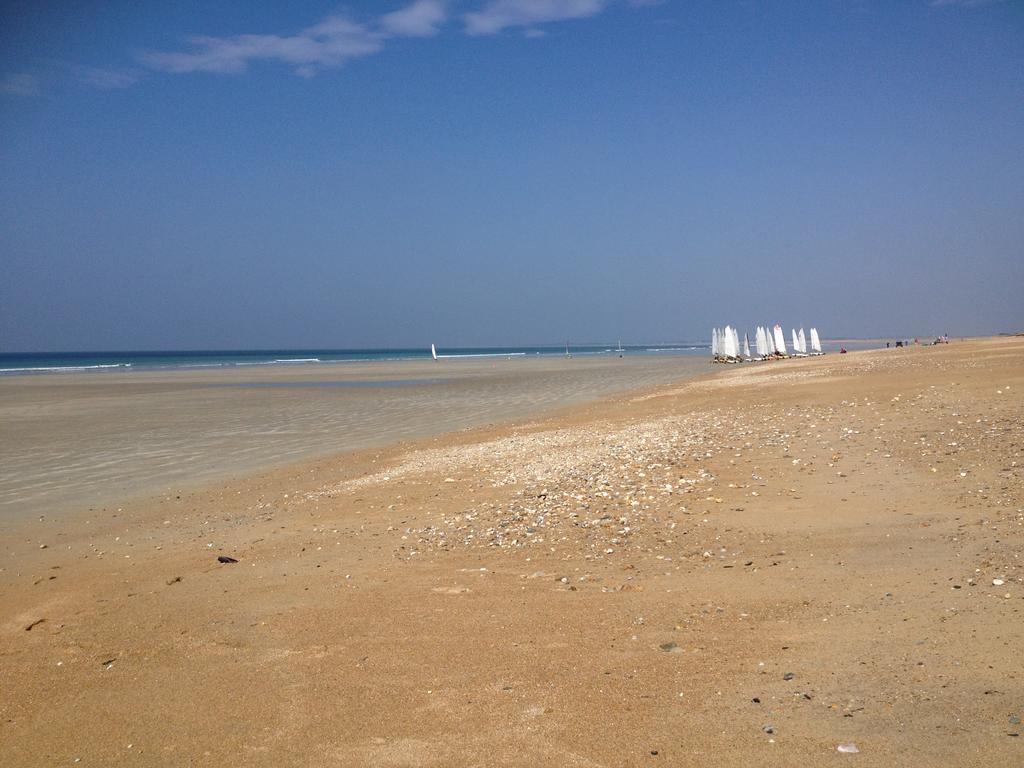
[0,344,709,375]
[0,336,891,375]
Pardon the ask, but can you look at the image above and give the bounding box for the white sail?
[792,329,799,353]
[431,343,438,361]
[711,328,719,359]
[773,325,787,355]
[743,333,751,359]
[722,326,732,359]
[798,328,807,355]
[758,326,769,357]
[810,327,822,354]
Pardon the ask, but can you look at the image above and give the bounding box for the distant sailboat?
[773,325,788,356]
[431,343,438,361]
[724,325,741,362]
[617,339,624,357]
[810,327,824,355]
[770,327,786,358]
[712,327,740,362]
[755,326,768,358]
[792,329,809,357]
[743,333,751,359]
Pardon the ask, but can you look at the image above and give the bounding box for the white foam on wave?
[0,363,132,374]
[436,352,527,359]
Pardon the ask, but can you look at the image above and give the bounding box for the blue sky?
[1,0,1022,350]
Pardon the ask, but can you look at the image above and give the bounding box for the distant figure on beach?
[840,347,848,354]
[886,342,890,348]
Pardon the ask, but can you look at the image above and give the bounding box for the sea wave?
[645,347,705,352]
[0,363,132,374]
[435,352,527,359]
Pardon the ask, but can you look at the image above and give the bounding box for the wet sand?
[0,355,706,519]
[0,338,1021,766]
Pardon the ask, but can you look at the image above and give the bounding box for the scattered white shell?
[837,743,860,754]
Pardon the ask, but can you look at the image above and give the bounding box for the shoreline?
[0,354,709,521]
[1,336,1021,766]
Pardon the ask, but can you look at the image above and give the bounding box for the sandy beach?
[1,338,1021,766]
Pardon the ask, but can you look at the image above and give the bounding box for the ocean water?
[0,345,709,375]
[0,336,893,376]
[0,354,711,517]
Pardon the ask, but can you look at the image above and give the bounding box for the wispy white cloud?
[1,73,38,95]
[465,0,609,36]
[75,65,143,89]
[380,0,449,37]
[134,0,657,79]
[140,16,382,75]
[140,1,449,77]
